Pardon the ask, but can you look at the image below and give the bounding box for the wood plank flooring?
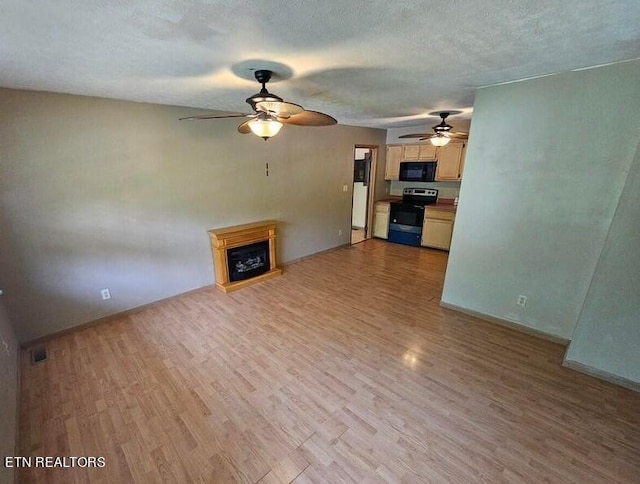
[18,240,640,483]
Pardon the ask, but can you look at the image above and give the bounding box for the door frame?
[351,145,379,242]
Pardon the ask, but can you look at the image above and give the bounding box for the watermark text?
[4,456,105,468]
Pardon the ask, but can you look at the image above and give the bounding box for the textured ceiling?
[1,0,639,128]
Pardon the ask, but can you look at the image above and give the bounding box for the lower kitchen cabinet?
[421,208,455,250]
[373,201,390,239]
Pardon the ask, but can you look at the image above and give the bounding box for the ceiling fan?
[179,69,337,140]
[399,112,468,146]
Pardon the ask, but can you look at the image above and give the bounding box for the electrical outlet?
[517,294,527,307]
[338,229,343,236]
[101,288,111,300]
[342,184,348,192]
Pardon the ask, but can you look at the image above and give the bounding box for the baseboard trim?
[439,303,639,392]
[439,301,570,345]
[282,243,350,266]
[21,283,215,349]
[562,359,640,393]
[21,243,352,348]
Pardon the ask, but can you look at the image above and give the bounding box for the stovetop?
[401,187,438,205]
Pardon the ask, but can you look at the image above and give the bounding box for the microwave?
[399,161,437,182]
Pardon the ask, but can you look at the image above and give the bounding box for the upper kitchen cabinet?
[385,143,439,180]
[385,145,403,180]
[419,143,438,160]
[459,142,467,178]
[435,142,466,181]
[403,143,438,161]
[402,144,420,160]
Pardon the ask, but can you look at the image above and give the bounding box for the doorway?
[351,146,378,245]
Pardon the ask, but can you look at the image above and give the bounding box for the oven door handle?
[395,225,416,232]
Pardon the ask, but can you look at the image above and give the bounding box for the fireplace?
[208,220,281,293]
[227,240,270,282]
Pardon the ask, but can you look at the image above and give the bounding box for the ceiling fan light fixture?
[430,134,450,147]
[433,125,452,134]
[245,70,283,108]
[179,68,336,136]
[246,88,283,107]
[430,112,453,145]
[397,111,467,143]
[248,114,283,140]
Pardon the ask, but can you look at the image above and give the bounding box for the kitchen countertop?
[429,200,458,212]
[376,197,457,212]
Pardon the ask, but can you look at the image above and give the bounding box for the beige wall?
[0,88,387,342]
[0,300,19,484]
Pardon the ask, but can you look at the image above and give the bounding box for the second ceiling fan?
[180,69,337,140]
[399,112,468,146]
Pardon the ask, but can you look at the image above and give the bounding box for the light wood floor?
[18,240,640,483]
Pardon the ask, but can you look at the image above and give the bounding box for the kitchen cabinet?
[459,142,467,178]
[435,142,465,181]
[373,202,390,239]
[403,144,420,160]
[402,143,438,161]
[385,145,403,180]
[386,143,445,180]
[421,208,455,250]
[419,143,437,160]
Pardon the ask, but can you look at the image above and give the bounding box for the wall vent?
[31,346,47,364]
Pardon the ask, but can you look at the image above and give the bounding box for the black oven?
[388,188,438,247]
[388,203,425,246]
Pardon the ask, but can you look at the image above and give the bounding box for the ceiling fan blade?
[401,131,468,140]
[179,113,254,121]
[256,101,304,118]
[237,120,252,134]
[398,133,430,139]
[279,110,337,126]
[181,69,336,134]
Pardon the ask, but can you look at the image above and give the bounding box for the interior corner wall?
[564,138,640,384]
[0,88,387,343]
[442,59,640,340]
[0,301,19,484]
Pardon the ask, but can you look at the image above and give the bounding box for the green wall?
[442,60,640,345]
[565,138,640,385]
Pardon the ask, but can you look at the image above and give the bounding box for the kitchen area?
[372,130,467,251]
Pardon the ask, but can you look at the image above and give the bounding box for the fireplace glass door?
[226,240,270,282]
